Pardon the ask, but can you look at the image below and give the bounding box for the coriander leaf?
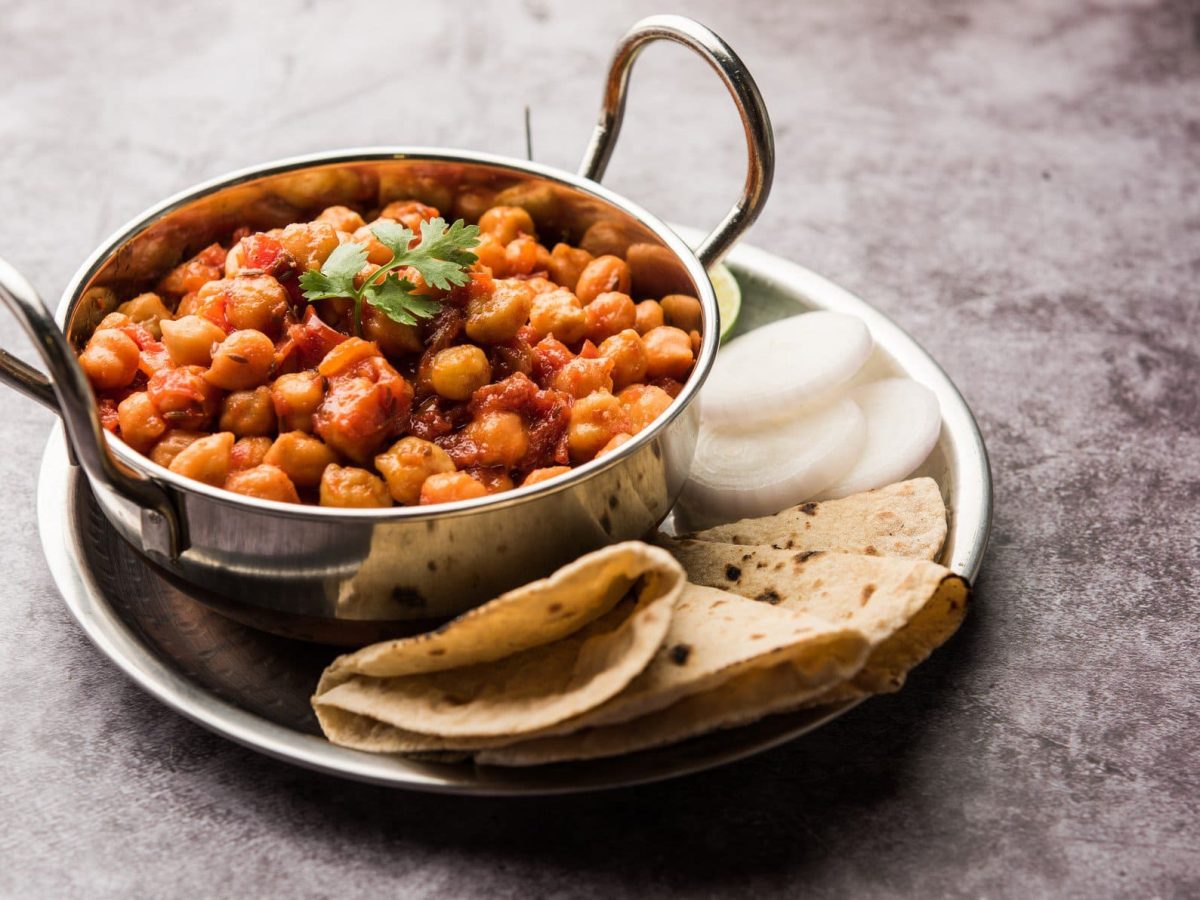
[364,273,443,327]
[407,218,482,289]
[371,217,481,291]
[367,221,415,260]
[299,242,368,301]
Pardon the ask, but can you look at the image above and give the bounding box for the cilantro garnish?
[299,217,480,335]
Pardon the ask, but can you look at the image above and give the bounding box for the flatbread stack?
[312,477,969,766]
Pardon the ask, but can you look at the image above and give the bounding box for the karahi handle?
[0,257,183,559]
[578,15,775,268]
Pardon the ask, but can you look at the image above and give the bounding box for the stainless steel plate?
[36,237,992,796]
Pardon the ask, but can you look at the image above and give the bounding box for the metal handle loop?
[578,15,775,268]
[0,258,183,558]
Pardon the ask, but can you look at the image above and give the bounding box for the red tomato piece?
[146,365,221,430]
[289,307,348,369]
[242,233,289,274]
[98,398,120,432]
[530,336,574,386]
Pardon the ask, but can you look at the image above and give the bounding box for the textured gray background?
[1,0,1197,896]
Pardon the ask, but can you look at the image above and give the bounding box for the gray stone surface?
[0,0,1197,896]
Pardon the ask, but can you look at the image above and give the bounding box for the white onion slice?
[700,312,873,429]
[816,378,941,500]
[677,397,867,530]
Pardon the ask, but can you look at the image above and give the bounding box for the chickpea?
[465,279,533,344]
[473,233,509,275]
[598,329,648,390]
[430,345,492,401]
[116,391,166,452]
[160,315,226,367]
[580,220,633,258]
[584,291,637,344]
[79,327,140,390]
[278,221,340,272]
[147,365,221,430]
[185,285,234,330]
[661,294,703,333]
[218,385,275,436]
[214,275,289,337]
[619,384,674,433]
[263,431,339,488]
[168,432,234,486]
[504,235,539,276]
[469,467,515,494]
[550,356,614,399]
[362,303,423,357]
[230,436,274,471]
[596,432,633,458]
[380,200,440,231]
[206,329,275,390]
[374,436,456,505]
[419,471,488,505]
[117,293,173,338]
[454,187,497,224]
[319,464,392,508]
[567,391,629,462]
[635,299,664,335]
[224,242,246,277]
[547,243,594,290]
[176,291,202,317]
[528,289,587,344]
[351,224,393,266]
[149,430,205,468]
[96,312,132,330]
[523,466,572,487]
[463,411,528,468]
[575,255,631,304]
[225,464,300,504]
[642,326,695,380]
[525,275,557,295]
[158,253,222,297]
[316,205,366,234]
[271,371,325,432]
[690,329,702,356]
[478,206,535,245]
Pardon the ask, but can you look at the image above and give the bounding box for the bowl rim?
[57,146,720,522]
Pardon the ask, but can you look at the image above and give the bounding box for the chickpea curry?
[78,197,702,508]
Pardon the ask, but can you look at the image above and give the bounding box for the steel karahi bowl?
[0,16,774,643]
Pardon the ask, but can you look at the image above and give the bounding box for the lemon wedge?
[708,261,742,341]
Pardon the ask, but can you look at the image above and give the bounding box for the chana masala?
[77,199,702,508]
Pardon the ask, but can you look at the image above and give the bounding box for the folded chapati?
[669,542,968,697]
[313,542,684,745]
[672,477,947,561]
[476,630,868,766]
[474,549,967,766]
[312,475,968,766]
[315,580,871,754]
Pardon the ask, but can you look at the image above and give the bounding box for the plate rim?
[35,238,992,795]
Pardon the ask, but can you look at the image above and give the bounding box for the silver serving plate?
[37,236,992,795]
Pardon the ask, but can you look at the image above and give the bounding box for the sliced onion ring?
[677,396,867,530]
[816,378,941,500]
[700,312,873,429]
